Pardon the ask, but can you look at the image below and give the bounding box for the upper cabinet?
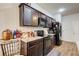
[46,17,52,28]
[19,3,55,27]
[31,9,39,26]
[24,5,32,26]
[19,4,32,26]
[38,13,47,27]
[40,13,46,19]
[19,4,39,26]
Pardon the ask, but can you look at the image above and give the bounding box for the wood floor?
[53,41,79,56]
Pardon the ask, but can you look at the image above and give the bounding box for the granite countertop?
[21,34,55,43]
[0,36,44,44]
[21,36,44,43]
[0,33,55,44]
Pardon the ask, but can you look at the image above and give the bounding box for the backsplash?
[0,4,49,39]
[0,26,48,39]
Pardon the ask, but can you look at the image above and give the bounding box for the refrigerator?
[49,22,62,46]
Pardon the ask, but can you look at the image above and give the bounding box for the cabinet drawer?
[37,39,43,43]
[27,40,38,47]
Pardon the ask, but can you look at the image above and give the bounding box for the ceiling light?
[58,8,66,13]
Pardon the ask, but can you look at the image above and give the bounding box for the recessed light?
[58,8,66,13]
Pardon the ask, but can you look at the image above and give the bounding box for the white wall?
[0,3,55,55]
[0,3,55,39]
[62,13,79,50]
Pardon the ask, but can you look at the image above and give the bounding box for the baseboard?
[61,39,75,43]
[75,41,79,53]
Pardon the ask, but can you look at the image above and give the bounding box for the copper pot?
[2,29,13,40]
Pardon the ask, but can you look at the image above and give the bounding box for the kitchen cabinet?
[38,42,43,56]
[27,42,43,56]
[51,35,56,48]
[46,17,52,28]
[27,39,43,56]
[27,44,38,56]
[19,4,32,26]
[38,13,47,27]
[31,9,39,26]
[40,13,46,19]
[23,5,32,26]
[19,4,39,26]
[20,36,55,56]
[20,41,27,56]
[19,3,55,27]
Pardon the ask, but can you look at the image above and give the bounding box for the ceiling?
[37,3,79,16]
[0,3,79,16]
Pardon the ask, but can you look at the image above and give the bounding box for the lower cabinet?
[27,45,38,56]
[20,41,27,56]
[27,39,43,56]
[51,35,56,48]
[20,36,55,56]
[38,42,43,56]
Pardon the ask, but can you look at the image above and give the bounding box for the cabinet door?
[40,13,46,19]
[38,13,46,27]
[27,45,38,56]
[31,9,39,26]
[51,35,55,49]
[23,5,32,26]
[38,41,43,56]
[46,17,50,27]
[46,17,52,27]
[27,39,43,56]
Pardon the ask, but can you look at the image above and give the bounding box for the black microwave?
[37,30,44,37]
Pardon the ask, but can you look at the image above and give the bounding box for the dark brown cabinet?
[20,36,55,56]
[31,9,39,26]
[38,41,43,56]
[24,5,32,26]
[38,13,47,27]
[19,3,55,27]
[19,4,39,26]
[27,44,38,56]
[20,41,27,56]
[51,35,56,48]
[19,4,32,26]
[46,17,52,28]
[27,39,43,56]
[40,13,46,19]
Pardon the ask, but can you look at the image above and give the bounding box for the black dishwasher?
[43,36,52,56]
